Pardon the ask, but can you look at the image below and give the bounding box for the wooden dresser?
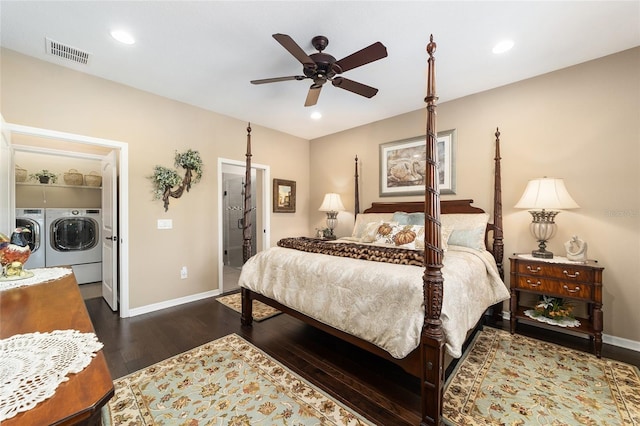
[509,255,605,357]
[0,272,114,425]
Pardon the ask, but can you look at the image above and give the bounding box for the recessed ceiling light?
[492,40,514,54]
[111,30,135,45]
[310,111,322,120]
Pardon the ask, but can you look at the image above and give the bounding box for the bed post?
[493,127,504,280]
[242,123,253,264]
[421,35,445,426]
[354,155,360,215]
[241,123,254,326]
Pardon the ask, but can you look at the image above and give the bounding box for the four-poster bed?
[239,36,508,426]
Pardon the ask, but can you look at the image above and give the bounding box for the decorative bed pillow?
[441,224,454,252]
[361,220,384,243]
[392,211,425,226]
[351,213,394,239]
[441,213,489,250]
[374,223,424,250]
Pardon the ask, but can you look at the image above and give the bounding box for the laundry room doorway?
[3,122,130,316]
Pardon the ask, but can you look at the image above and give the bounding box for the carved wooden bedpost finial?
[242,123,253,264]
[354,155,360,216]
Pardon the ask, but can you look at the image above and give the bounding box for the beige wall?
[1,48,310,309]
[2,46,638,346]
[310,47,640,345]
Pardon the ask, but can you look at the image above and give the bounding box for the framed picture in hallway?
[273,179,296,213]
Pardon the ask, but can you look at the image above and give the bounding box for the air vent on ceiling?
[45,37,91,65]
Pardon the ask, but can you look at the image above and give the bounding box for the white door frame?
[5,122,131,317]
[0,117,15,234]
[217,158,270,292]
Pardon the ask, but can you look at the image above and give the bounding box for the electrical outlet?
[180,266,188,279]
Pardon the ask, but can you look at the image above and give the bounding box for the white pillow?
[351,213,394,238]
[441,213,489,251]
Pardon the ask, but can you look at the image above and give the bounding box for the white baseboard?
[501,311,640,354]
[128,289,221,317]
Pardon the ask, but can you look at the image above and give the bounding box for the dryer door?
[51,217,99,252]
[16,218,40,252]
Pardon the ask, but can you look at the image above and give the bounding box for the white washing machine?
[15,208,46,269]
[45,208,102,284]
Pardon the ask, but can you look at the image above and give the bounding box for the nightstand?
[509,255,605,357]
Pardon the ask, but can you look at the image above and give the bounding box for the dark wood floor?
[86,295,640,426]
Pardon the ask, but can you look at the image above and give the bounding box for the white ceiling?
[1,1,639,140]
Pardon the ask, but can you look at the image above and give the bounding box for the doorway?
[4,122,130,317]
[222,165,256,293]
[218,158,270,294]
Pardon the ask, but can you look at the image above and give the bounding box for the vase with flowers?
[524,295,580,327]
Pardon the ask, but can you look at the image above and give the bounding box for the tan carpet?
[443,327,640,425]
[102,334,373,425]
[216,292,281,322]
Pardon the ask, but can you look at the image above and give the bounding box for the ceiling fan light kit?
[251,33,387,107]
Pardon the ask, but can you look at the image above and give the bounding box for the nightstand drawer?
[516,261,594,282]
[515,276,593,300]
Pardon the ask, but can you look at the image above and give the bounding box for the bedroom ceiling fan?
[251,33,388,107]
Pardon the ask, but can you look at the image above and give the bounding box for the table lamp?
[318,193,345,240]
[515,177,579,258]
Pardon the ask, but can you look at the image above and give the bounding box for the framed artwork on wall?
[273,178,296,213]
[379,129,456,196]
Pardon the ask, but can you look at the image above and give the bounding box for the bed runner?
[277,237,424,266]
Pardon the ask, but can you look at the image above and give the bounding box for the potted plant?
[29,169,58,184]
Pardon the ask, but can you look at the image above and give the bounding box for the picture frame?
[379,129,456,196]
[273,178,296,213]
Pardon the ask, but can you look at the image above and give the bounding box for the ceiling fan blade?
[273,33,316,68]
[334,42,388,73]
[304,85,322,107]
[251,75,306,84]
[331,77,378,98]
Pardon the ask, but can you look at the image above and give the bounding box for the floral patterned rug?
[443,327,640,425]
[102,334,373,425]
[216,292,281,321]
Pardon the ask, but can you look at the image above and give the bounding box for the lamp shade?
[319,193,346,212]
[515,178,579,210]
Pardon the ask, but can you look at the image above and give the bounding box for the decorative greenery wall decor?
[150,149,203,211]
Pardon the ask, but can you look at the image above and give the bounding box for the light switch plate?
[157,219,173,229]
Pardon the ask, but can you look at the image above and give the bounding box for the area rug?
[443,327,640,425]
[102,334,373,425]
[216,292,281,321]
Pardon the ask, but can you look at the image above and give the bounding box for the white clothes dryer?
[45,208,102,284]
[15,208,46,269]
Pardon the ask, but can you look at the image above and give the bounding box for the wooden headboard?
[364,199,484,214]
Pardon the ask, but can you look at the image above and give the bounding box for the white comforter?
[238,244,509,359]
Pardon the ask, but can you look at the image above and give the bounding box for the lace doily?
[0,267,72,292]
[524,309,581,328]
[0,330,104,421]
